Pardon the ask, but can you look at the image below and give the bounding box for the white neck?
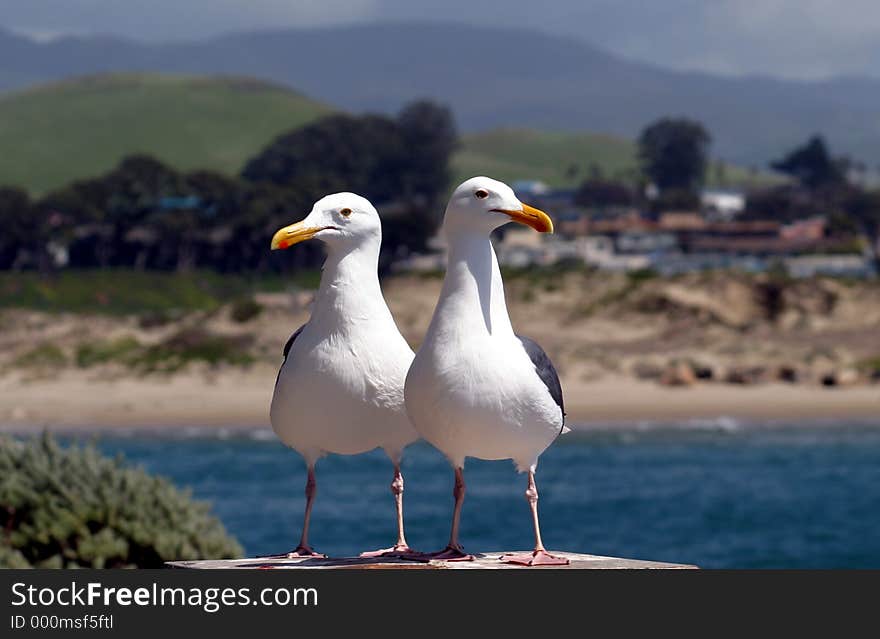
[427,231,514,340]
[310,241,391,330]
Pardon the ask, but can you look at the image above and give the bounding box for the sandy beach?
[1,271,878,431]
[1,367,876,431]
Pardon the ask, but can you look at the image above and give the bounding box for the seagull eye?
[475,189,489,200]
[340,208,352,217]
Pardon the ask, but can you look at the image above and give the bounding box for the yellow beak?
[270,221,323,250]
[496,203,554,233]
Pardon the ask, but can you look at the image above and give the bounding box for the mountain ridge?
[2,22,880,165]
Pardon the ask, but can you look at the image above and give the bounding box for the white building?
[700,189,746,218]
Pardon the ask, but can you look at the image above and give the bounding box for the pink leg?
[427,467,474,561]
[502,470,569,566]
[360,464,418,558]
[285,464,325,558]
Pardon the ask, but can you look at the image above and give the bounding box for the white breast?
[271,322,417,464]
[404,233,563,472]
[406,332,561,472]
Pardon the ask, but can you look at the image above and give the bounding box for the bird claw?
[273,546,326,559]
[425,545,475,562]
[501,550,570,566]
[359,544,422,559]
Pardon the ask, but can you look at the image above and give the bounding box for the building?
[616,231,677,254]
[700,189,746,218]
[784,255,875,278]
[780,217,826,241]
[576,236,652,271]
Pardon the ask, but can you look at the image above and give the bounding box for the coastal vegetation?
[3,269,877,391]
[0,269,309,315]
[0,434,242,568]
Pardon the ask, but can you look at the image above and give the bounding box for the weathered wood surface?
[168,551,697,570]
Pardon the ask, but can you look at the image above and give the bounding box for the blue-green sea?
[65,420,880,568]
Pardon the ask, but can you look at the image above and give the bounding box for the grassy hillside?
[453,128,637,188]
[454,128,778,189]
[0,269,320,315]
[0,73,332,193]
[0,73,776,195]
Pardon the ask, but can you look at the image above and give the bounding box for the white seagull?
[270,193,419,558]
[405,177,570,566]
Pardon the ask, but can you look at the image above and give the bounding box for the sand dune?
[1,271,878,430]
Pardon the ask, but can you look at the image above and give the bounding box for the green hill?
[453,128,778,189]
[0,73,776,195]
[0,73,332,194]
[453,128,637,188]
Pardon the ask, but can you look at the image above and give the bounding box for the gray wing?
[275,324,306,387]
[282,324,306,361]
[516,335,566,429]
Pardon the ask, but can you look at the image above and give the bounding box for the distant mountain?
[2,23,880,165]
[0,73,331,193]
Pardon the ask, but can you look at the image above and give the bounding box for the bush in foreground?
[0,434,242,568]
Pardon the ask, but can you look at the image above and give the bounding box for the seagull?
[404,177,570,566]
[270,192,419,558]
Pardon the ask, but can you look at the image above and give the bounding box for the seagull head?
[271,192,381,253]
[443,176,553,236]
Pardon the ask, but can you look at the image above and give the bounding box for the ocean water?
[64,420,880,568]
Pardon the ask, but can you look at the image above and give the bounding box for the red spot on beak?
[279,240,289,249]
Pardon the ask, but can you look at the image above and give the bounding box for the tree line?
[1,109,878,274]
[0,100,456,274]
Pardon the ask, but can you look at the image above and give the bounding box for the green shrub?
[857,356,880,379]
[131,328,254,373]
[0,270,316,316]
[137,310,177,329]
[0,434,242,568]
[229,298,264,323]
[73,331,255,373]
[13,343,67,368]
[626,268,658,283]
[75,337,142,368]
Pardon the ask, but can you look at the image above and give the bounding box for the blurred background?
[0,1,878,569]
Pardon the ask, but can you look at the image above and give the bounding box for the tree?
[39,155,187,269]
[396,100,457,207]
[638,118,711,193]
[744,185,820,223]
[847,189,880,269]
[574,179,634,209]
[241,113,406,202]
[0,187,35,270]
[389,101,458,264]
[771,135,844,190]
[243,102,458,268]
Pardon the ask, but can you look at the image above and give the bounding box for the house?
[654,253,768,276]
[657,212,707,232]
[700,189,746,217]
[616,231,677,254]
[576,236,652,271]
[511,180,551,199]
[784,255,875,278]
[494,227,579,267]
[556,210,591,237]
[780,217,826,241]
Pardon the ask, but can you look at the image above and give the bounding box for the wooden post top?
[167,551,697,570]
